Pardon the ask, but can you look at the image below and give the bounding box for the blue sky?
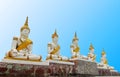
[0,0,120,71]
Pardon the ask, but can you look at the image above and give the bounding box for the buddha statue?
[70,32,81,59]
[87,43,96,62]
[101,50,108,65]
[4,17,42,62]
[46,30,69,61]
[98,49,115,70]
[98,49,109,69]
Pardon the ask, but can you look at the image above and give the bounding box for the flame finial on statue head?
[73,32,79,41]
[20,16,30,32]
[52,29,58,38]
[89,43,94,50]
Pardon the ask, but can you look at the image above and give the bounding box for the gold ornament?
[101,49,106,56]
[20,16,30,32]
[89,43,94,50]
[52,30,58,38]
[72,32,79,41]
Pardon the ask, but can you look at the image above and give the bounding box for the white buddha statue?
[101,50,108,65]
[46,30,69,61]
[70,32,81,59]
[87,43,96,62]
[4,17,42,61]
[98,49,109,69]
[98,49,115,71]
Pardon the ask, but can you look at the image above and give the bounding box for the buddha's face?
[21,29,30,39]
[73,40,78,46]
[52,36,58,44]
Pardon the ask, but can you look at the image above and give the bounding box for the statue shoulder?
[48,42,52,47]
[13,36,18,41]
[27,38,33,44]
[88,53,91,56]
[70,44,74,48]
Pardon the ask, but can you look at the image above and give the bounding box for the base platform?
[70,59,99,76]
[0,60,75,77]
[98,68,120,76]
[0,59,119,77]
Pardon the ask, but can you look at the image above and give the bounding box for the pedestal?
[110,70,120,76]
[44,60,75,76]
[0,60,74,77]
[0,60,49,77]
[70,59,99,76]
[98,67,120,76]
[0,59,119,77]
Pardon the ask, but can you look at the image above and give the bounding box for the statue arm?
[101,58,104,64]
[7,37,18,57]
[48,43,53,54]
[27,43,33,54]
[11,37,18,50]
[87,53,90,57]
[70,45,74,53]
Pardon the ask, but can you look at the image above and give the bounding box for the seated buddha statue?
[46,30,69,61]
[70,32,81,59]
[98,49,109,69]
[87,44,96,62]
[4,17,42,61]
[98,50,115,70]
[101,50,108,65]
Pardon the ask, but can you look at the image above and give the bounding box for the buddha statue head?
[72,32,79,46]
[89,43,94,53]
[52,30,58,44]
[20,16,30,39]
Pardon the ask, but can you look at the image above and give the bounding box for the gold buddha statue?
[46,30,69,61]
[70,32,81,59]
[87,43,96,62]
[4,17,42,62]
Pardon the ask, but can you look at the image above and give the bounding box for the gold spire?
[24,16,28,25]
[101,49,106,56]
[52,29,58,38]
[20,16,30,32]
[73,32,79,41]
[89,43,94,50]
